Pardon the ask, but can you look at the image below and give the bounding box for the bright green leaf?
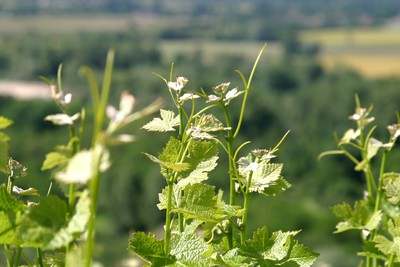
[0,132,10,142]
[178,140,218,188]
[213,248,253,267]
[0,141,8,173]
[173,183,242,224]
[0,185,25,244]
[287,242,320,267]
[157,185,180,211]
[144,152,191,174]
[383,173,400,205]
[41,151,69,171]
[170,231,213,266]
[0,211,20,244]
[238,160,283,194]
[0,116,13,129]
[142,109,179,132]
[261,177,291,196]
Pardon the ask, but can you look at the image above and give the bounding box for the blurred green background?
[1,1,400,266]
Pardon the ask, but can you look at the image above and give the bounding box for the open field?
[300,27,400,77]
[159,40,281,64]
[1,13,399,77]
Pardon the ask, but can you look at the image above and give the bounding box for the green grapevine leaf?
[197,114,229,132]
[240,227,318,266]
[383,173,400,205]
[159,136,181,163]
[0,185,26,244]
[129,232,175,266]
[213,248,254,267]
[0,141,8,173]
[157,184,180,211]
[0,185,25,212]
[238,155,283,194]
[175,183,217,222]
[0,132,10,142]
[0,116,13,129]
[178,140,218,188]
[331,200,382,233]
[174,183,242,223]
[55,145,110,184]
[373,216,400,261]
[287,242,320,267]
[142,109,179,132]
[261,177,291,196]
[17,191,90,249]
[170,231,213,266]
[144,152,191,173]
[41,151,70,171]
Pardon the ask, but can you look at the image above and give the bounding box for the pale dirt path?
[0,81,50,100]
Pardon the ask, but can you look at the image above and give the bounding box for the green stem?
[36,248,43,267]
[240,172,253,244]
[388,254,395,267]
[85,171,101,267]
[234,43,266,139]
[164,180,174,254]
[13,247,22,267]
[374,150,387,212]
[5,245,11,267]
[222,104,236,249]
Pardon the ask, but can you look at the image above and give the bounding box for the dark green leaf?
[331,200,381,233]
[17,191,90,249]
[129,232,175,266]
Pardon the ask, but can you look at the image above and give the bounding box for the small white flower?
[62,93,72,105]
[207,94,221,102]
[168,81,183,92]
[50,84,72,105]
[212,82,230,95]
[44,113,80,125]
[113,134,136,143]
[168,77,188,93]
[119,91,136,115]
[106,106,118,120]
[177,76,189,87]
[179,93,200,103]
[223,88,243,104]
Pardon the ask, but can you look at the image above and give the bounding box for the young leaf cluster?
[130,45,318,266]
[321,96,400,266]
